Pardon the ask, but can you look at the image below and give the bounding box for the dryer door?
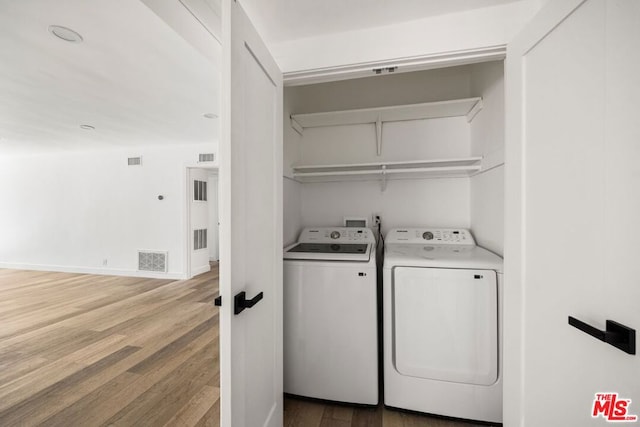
[393,267,498,385]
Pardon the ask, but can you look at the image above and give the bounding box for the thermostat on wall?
[344,217,368,228]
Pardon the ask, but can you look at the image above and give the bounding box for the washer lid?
[284,242,373,262]
[384,243,502,272]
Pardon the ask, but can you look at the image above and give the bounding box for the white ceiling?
[240,0,527,44]
[0,0,219,154]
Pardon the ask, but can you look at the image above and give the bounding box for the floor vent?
[198,153,215,163]
[128,156,142,166]
[138,251,167,272]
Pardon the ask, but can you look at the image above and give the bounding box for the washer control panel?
[298,227,375,243]
[386,228,475,245]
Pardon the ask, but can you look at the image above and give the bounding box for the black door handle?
[214,295,222,306]
[568,316,636,355]
[234,291,263,315]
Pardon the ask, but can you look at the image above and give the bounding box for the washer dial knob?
[330,231,341,239]
[422,231,434,240]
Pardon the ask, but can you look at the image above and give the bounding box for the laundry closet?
[283,60,505,257]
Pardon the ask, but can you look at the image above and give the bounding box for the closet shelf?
[292,157,482,185]
[290,97,483,131]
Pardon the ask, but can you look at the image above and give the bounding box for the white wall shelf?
[290,97,482,156]
[292,157,482,190]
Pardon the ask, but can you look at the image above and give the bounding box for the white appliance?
[283,227,378,405]
[383,228,503,423]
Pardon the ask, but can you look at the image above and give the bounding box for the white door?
[505,1,640,425]
[190,168,211,277]
[208,173,219,261]
[219,0,283,426]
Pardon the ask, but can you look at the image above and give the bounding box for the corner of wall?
[469,61,505,256]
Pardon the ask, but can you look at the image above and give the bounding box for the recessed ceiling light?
[48,25,83,43]
[203,113,218,119]
[80,124,95,130]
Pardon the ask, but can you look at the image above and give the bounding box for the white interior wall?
[469,61,505,255]
[271,2,542,73]
[283,86,303,245]
[300,178,470,231]
[285,66,477,234]
[300,117,470,166]
[0,142,218,278]
[283,178,302,246]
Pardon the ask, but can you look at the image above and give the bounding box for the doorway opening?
[186,166,219,279]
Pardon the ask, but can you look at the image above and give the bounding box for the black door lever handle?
[234,291,264,315]
[568,316,636,355]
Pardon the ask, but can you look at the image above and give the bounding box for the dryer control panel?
[386,228,475,245]
[298,227,375,243]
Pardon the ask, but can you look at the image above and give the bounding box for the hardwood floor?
[283,397,494,427]
[1,265,492,427]
[0,265,220,426]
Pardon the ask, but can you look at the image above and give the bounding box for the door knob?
[234,291,264,315]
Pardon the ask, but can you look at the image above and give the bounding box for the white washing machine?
[283,227,378,405]
[383,228,503,423]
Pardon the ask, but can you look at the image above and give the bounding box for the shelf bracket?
[290,115,304,136]
[466,98,484,123]
[381,165,387,192]
[375,116,382,156]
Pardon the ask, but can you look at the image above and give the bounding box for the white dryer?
[383,228,503,423]
[283,227,378,405]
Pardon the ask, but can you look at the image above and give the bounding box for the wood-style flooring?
[0,265,220,426]
[283,397,494,427]
[1,264,492,426]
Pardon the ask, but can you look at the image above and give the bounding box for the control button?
[330,231,341,239]
[422,231,434,240]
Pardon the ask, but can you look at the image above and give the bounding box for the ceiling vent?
[198,153,215,163]
[138,251,168,273]
[128,156,142,166]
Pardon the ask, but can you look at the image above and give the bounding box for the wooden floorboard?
[283,396,496,427]
[0,264,220,427]
[1,263,494,426]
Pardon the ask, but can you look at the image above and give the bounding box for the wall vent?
[198,153,215,162]
[138,251,167,272]
[194,229,208,250]
[194,180,207,201]
[128,156,142,166]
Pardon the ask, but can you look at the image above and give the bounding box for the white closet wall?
[470,61,505,255]
[284,66,477,236]
[283,62,505,246]
[300,178,469,230]
[284,88,303,246]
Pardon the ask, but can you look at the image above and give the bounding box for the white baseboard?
[0,262,188,280]
[190,264,211,278]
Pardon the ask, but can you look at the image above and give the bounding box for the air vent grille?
[128,157,142,166]
[194,180,207,201]
[198,153,215,162]
[194,229,208,250]
[138,251,167,272]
